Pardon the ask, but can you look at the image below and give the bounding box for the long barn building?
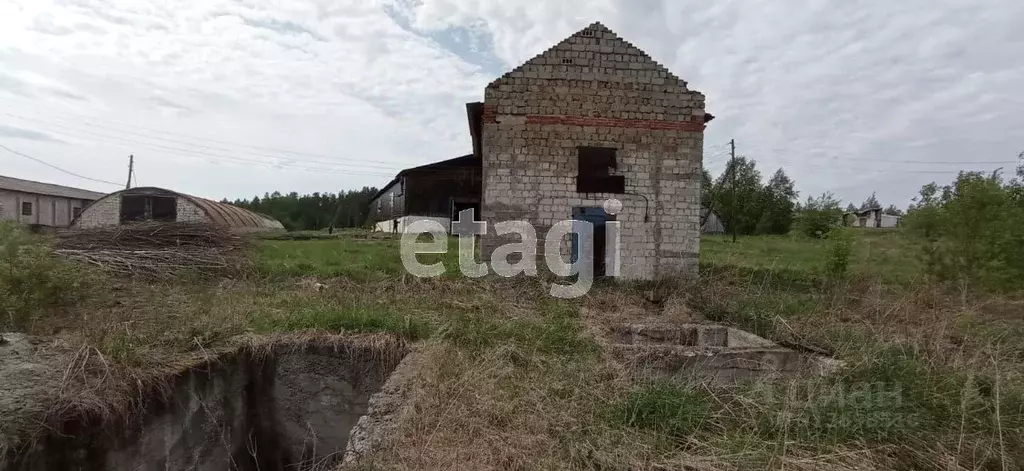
[73,187,284,233]
[370,155,480,233]
[0,174,104,228]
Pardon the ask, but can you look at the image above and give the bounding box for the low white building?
[0,175,104,228]
[846,208,900,228]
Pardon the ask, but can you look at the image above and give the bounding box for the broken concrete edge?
[609,344,846,382]
[240,331,409,381]
[724,327,778,349]
[601,322,847,386]
[340,343,427,467]
[0,331,409,465]
[609,323,779,349]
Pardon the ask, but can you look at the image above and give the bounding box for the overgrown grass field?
[4,224,1024,470]
[701,229,922,284]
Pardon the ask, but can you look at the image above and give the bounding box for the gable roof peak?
[486,20,688,90]
[580,21,616,37]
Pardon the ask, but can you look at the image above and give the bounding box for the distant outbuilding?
[845,207,900,229]
[72,187,284,233]
[0,174,104,228]
[701,207,726,234]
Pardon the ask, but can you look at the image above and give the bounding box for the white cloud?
[391,0,1024,205]
[0,0,1022,209]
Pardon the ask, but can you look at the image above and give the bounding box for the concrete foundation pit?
[3,336,409,471]
[608,324,841,385]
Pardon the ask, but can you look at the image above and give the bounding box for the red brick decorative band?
[523,115,705,131]
[480,106,704,132]
[482,105,497,122]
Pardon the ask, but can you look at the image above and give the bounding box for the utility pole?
[125,154,134,189]
[730,139,737,243]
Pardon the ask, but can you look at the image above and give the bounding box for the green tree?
[712,156,764,236]
[860,192,880,210]
[700,167,715,228]
[797,192,843,238]
[756,168,798,234]
[882,204,904,216]
[904,168,1024,292]
[231,187,379,231]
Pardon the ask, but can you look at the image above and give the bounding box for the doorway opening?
[120,195,178,223]
[571,207,613,277]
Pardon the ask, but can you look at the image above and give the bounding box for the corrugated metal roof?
[0,174,106,200]
[183,195,272,228]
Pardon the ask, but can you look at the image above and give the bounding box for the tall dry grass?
[6,229,1023,470]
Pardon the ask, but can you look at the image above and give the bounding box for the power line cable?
[0,118,398,177]
[737,144,1019,165]
[3,113,407,173]
[0,143,122,186]
[725,143,1012,175]
[0,113,558,180]
[0,97,427,167]
[704,151,731,164]
[761,157,997,175]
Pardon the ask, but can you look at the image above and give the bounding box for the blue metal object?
[571,207,610,266]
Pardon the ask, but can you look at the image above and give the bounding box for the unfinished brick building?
[472,22,711,280]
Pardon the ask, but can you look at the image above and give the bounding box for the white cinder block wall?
[0,191,90,227]
[176,197,206,222]
[479,23,705,280]
[74,195,120,228]
[75,195,208,228]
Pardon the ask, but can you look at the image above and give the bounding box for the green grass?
[246,229,1021,469]
[686,228,1024,468]
[701,229,922,284]
[256,236,464,281]
[442,297,598,356]
[23,225,1024,470]
[610,381,711,438]
[250,304,434,340]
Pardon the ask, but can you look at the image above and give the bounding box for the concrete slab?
[606,323,841,386]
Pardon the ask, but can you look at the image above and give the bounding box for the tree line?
[701,156,910,238]
[844,193,904,216]
[226,156,915,236]
[226,187,378,231]
[702,157,798,236]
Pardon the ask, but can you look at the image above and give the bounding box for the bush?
[824,227,854,280]
[797,192,843,238]
[903,169,1024,292]
[0,222,93,331]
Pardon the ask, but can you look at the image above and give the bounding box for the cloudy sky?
[1,0,1022,208]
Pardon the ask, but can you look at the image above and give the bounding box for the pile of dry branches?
[54,222,250,279]
[55,222,244,250]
